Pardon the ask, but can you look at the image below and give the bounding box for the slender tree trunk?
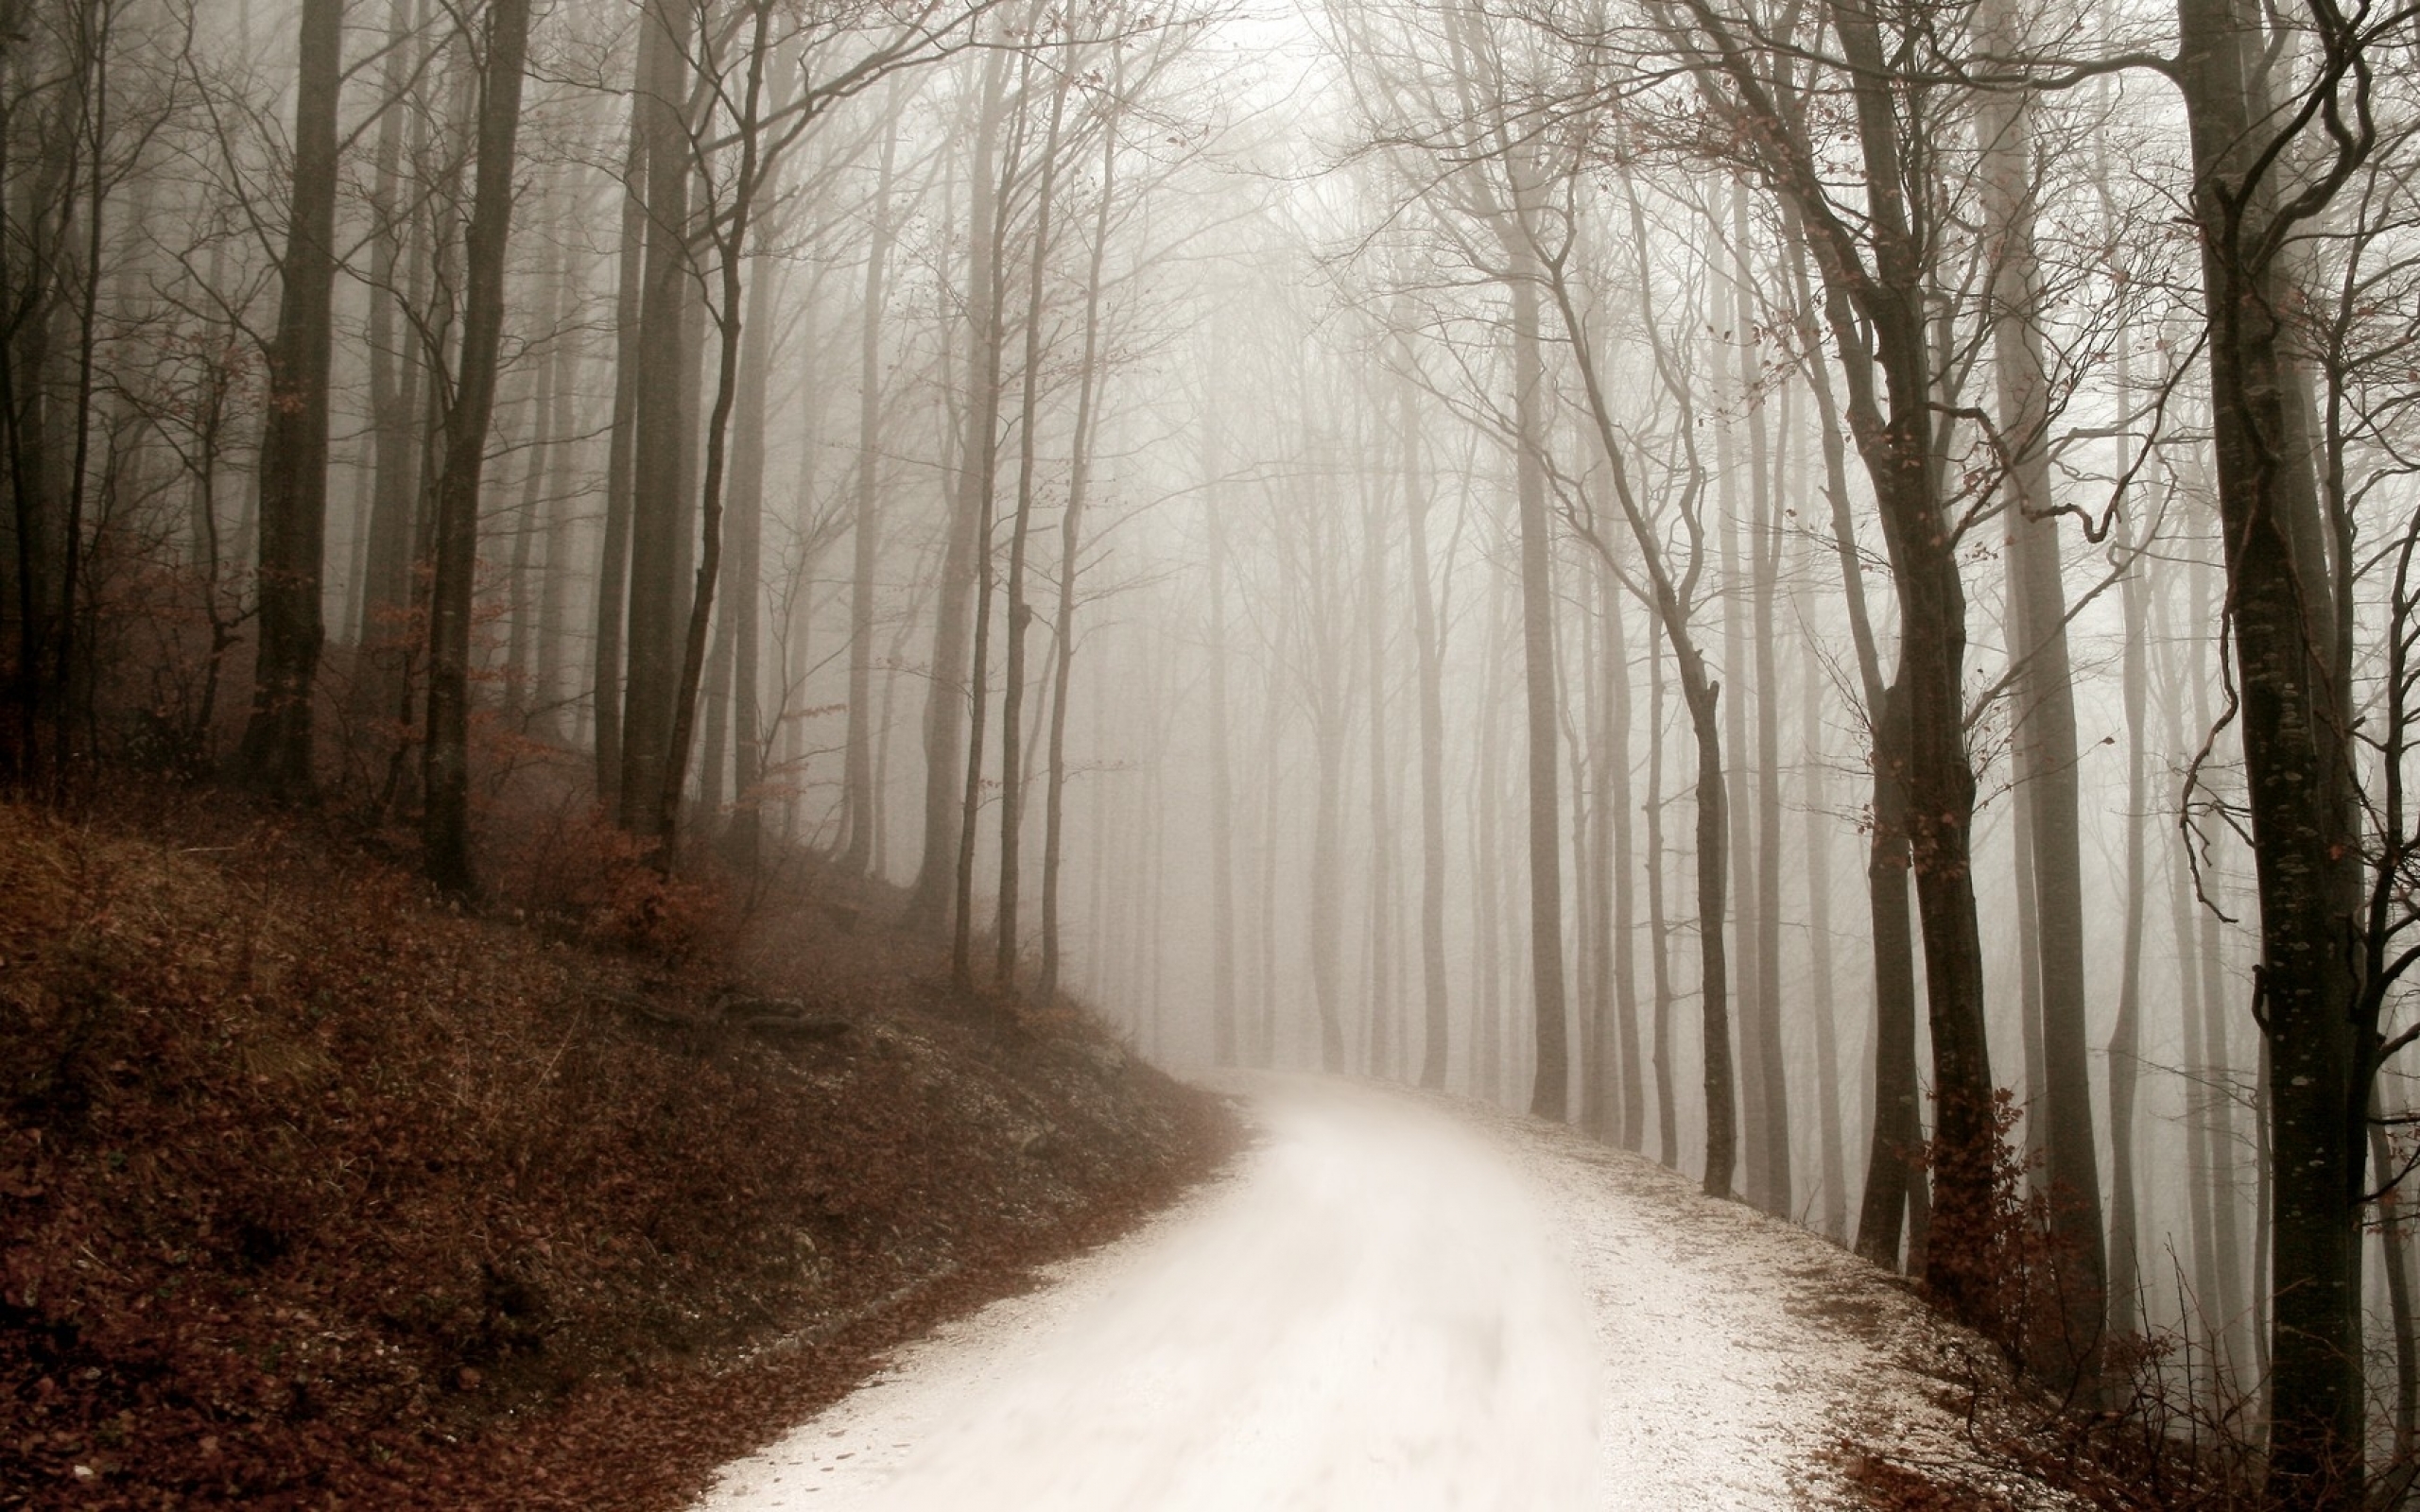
[1802,601,1849,1243]
[722,215,779,872]
[1607,566,1644,1150]
[1540,215,1732,1191]
[840,104,899,875]
[907,46,1009,933]
[654,3,779,856]
[1506,264,1569,1123]
[948,68,1018,985]
[1474,564,1509,1103]
[531,238,580,741]
[1747,277,1789,1220]
[1714,296,1759,1200]
[1647,608,1678,1166]
[1041,53,1118,1005]
[1201,462,1238,1052]
[995,58,1071,990]
[1362,413,1398,1079]
[2190,547,2254,1388]
[615,0,695,835]
[422,0,532,892]
[237,0,344,799]
[593,93,646,808]
[1256,653,1284,1067]
[1979,11,2107,1380]
[353,0,421,724]
[1403,368,1452,1090]
[1857,679,1922,1270]
[2106,360,2149,1339]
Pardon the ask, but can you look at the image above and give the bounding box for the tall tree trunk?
[1607,566,1644,1150]
[1541,206,1732,1192]
[615,0,695,836]
[2106,369,2149,1339]
[840,103,899,876]
[1506,263,1569,1123]
[948,60,1020,987]
[422,0,532,893]
[593,93,646,808]
[722,215,779,873]
[1362,410,1398,1079]
[995,58,1071,990]
[1802,593,1849,1243]
[1197,399,1236,1050]
[655,3,781,858]
[1255,651,1284,1067]
[2189,550,2255,1389]
[1716,285,1758,1199]
[906,46,1010,933]
[1856,679,1921,1271]
[2172,0,2370,1485]
[1747,257,1789,1219]
[1042,55,1119,1006]
[531,232,581,741]
[237,0,344,800]
[1474,563,1509,1102]
[1402,367,1453,1091]
[1979,12,2107,1383]
[1647,610,1678,1167]
[353,0,421,724]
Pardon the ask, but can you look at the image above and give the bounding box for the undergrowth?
[0,788,1233,1509]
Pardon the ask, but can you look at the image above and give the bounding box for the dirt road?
[695,1076,2040,1510]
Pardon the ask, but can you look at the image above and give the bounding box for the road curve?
[694,1075,2014,1511]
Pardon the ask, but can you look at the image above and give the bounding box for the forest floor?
[697,1075,2089,1511]
[0,784,1235,1511]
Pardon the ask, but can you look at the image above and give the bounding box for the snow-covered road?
[694,1076,2021,1511]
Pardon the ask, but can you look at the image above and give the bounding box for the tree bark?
[237,0,344,800]
[422,0,532,893]
[1041,62,1116,1006]
[1402,360,1452,1091]
[906,47,1010,934]
[1978,13,2107,1381]
[840,104,899,875]
[615,0,696,836]
[593,92,647,810]
[2171,0,2370,1482]
[722,213,780,873]
[1507,262,1569,1122]
[995,55,1072,990]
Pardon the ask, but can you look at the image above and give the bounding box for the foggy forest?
[4,0,2420,1503]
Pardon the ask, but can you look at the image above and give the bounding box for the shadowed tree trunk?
[615,0,696,836]
[237,0,344,800]
[592,88,646,811]
[422,0,533,893]
[2170,0,2371,1483]
[353,0,424,731]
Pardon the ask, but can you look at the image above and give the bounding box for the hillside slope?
[0,795,1231,1510]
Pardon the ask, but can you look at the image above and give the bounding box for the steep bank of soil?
[0,791,1233,1510]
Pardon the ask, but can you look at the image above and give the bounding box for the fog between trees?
[5,0,2419,1502]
